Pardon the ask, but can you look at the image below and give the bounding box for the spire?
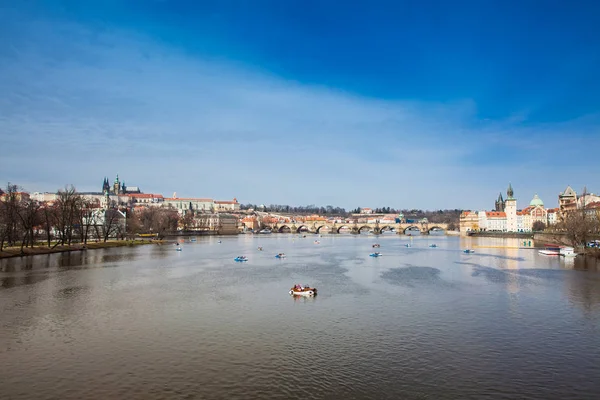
[507,183,514,199]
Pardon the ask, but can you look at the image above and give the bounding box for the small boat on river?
[463,249,475,254]
[176,247,182,251]
[372,244,381,248]
[234,256,248,262]
[289,285,317,296]
[429,244,438,248]
[275,253,286,259]
[404,244,411,247]
[560,247,577,257]
[369,252,382,257]
[258,229,272,234]
[539,245,561,256]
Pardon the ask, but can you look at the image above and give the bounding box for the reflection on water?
[1,235,600,400]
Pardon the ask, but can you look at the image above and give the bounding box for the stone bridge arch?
[358,225,372,234]
[379,225,394,233]
[427,225,446,233]
[316,225,331,233]
[336,225,352,234]
[403,225,421,234]
[296,225,310,233]
[278,225,291,233]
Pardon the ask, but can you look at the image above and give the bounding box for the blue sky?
[1,0,599,210]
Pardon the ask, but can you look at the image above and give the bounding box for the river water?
[1,235,600,400]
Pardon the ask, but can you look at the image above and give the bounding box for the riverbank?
[467,232,534,239]
[0,239,165,259]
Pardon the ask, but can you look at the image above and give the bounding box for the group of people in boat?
[293,284,311,291]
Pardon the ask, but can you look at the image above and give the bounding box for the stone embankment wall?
[467,232,534,239]
[532,232,570,246]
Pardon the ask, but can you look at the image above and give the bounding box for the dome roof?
[530,194,544,207]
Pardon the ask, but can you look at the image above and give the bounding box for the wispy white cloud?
[0,9,597,210]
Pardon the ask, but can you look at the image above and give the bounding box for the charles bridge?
[264,220,449,235]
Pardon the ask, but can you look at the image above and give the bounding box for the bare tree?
[40,203,56,247]
[16,198,42,251]
[180,211,195,231]
[532,221,546,232]
[102,208,125,242]
[0,183,22,250]
[53,185,81,246]
[76,198,99,245]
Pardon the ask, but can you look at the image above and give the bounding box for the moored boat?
[539,245,561,256]
[560,247,577,257]
[289,285,317,296]
[258,229,272,234]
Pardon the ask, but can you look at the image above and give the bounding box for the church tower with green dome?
[529,194,544,208]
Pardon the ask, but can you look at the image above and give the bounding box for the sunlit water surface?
[2,235,600,399]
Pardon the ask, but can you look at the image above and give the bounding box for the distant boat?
[429,244,438,248]
[289,285,317,296]
[176,247,182,252]
[258,229,272,234]
[463,249,475,254]
[372,244,381,248]
[560,247,577,257]
[404,244,411,247]
[539,245,561,256]
[275,253,286,259]
[369,252,382,257]
[234,256,248,262]
[539,245,577,257]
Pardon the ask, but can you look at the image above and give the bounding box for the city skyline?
[1,2,599,210]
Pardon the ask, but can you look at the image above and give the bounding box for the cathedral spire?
[507,183,514,199]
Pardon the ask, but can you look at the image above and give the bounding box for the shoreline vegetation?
[0,239,165,259]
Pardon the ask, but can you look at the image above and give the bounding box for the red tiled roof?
[486,211,506,218]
